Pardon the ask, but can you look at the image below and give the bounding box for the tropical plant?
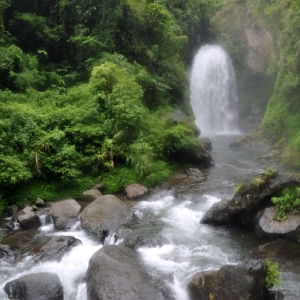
[265,259,281,289]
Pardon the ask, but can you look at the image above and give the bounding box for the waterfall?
[190,45,239,135]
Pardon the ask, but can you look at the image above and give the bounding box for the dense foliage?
[0,0,223,212]
[272,187,300,221]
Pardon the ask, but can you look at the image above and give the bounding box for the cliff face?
[212,2,273,74]
[211,0,300,168]
[211,1,275,132]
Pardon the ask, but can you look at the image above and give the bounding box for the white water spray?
[190,45,239,135]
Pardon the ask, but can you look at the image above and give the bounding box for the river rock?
[256,239,300,259]
[80,195,133,242]
[49,199,81,230]
[201,172,300,228]
[117,228,166,249]
[18,205,33,216]
[37,235,82,262]
[187,260,267,300]
[18,211,41,229]
[35,198,45,207]
[82,189,102,202]
[266,291,300,300]
[199,137,212,151]
[86,245,167,300]
[0,245,15,263]
[125,183,149,199]
[255,206,300,241]
[4,272,63,300]
[91,182,105,192]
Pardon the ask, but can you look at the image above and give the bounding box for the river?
[1,134,300,299]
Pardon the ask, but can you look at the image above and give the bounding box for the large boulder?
[80,195,133,242]
[199,137,212,151]
[255,207,300,241]
[86,245,167,300]
[4,272,64,300]
[187,260,267,300]
[201,172,300,228]
[17,206,41,229]
[81,189,102,202]
[256,239,300,259]
[49,199,81,230]
[125,184,149,199]
[37,235,82,262]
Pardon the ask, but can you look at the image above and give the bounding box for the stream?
[1,134,300,299]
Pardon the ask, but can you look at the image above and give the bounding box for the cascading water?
[190,45,239,135]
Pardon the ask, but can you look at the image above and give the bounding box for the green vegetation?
[234,181,245,194]
[251,176,264,190]
[265,259,281,289]
[271,187,300,221]
[0,0,224,213]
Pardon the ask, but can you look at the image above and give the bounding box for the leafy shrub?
[101,167,140,194]
[265,259,281,289]
[271,187,300,221]
[142,160,175,187]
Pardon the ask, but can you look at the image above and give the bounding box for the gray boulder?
[86,245,167,300]
[49,199,81,230]
[125,183,149,199]
[81,195,133,242]
[255,207,300,241]
[81,189,102,202]
[256,239,300,259]
[188,260,267,300]
[17,209,41,229]
[18,205,33,217]
[0,245,15,263]
[4,272,63,300]
[37,235,82,262]
[91,183,105,192]
[35,198,45,207]
[201,172,300,228]
[199,137,212,151]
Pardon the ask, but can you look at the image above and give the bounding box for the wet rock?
[256,239,300,259]
[81,189,102,202]
[125,184,149,199]
[185,168,204,178]
[118,229,166,249]
[18,211,41,229]
[4,272,63,300]
[201,172,300,228]
[37,235,82,262]
[6,220,14,230]
[49,199,81,230]
[35,198,45,207]
[199,137,212,151]
[187,260,267,300]
[86,245,167,300]
[0,245,15,263]
[255,207,300,241]
[266,291,300,300]
[81,195,133,242]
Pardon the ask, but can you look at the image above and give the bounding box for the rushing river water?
[1,134,300,299]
